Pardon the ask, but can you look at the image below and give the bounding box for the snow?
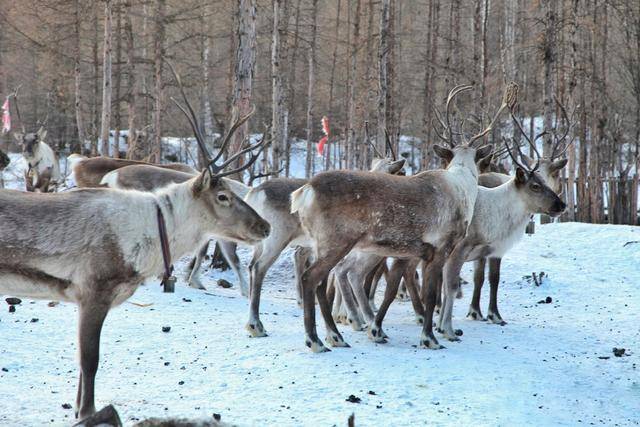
[1,222,639,426]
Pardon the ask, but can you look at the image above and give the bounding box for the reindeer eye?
[531,183,542,192]
[217,193,229,202]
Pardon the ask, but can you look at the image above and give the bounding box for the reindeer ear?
[474,144,493,162]
[13,133,24,143]
[191,169,215,196]
[477,153,494,172]
[433,144,454,163]
[37,127,47,141]
[550,158,568,172]
[520,152,533,168]
[388,159,406,175]
[515,167,527,186]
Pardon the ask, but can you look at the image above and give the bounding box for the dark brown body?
[73,156,197,187]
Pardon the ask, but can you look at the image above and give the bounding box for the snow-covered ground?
[0,222,638,426]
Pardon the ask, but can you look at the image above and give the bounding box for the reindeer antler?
[167,60,266,180]
[364,121,384,158]
[549,95,576,160]
[384,128,397,160]
[10,85,26,134]
[432,85,473,147]
[468,81,518,147]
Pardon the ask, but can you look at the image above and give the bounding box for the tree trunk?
[271,0,288,176]
[124,0,142,160]
[231,0,257,178]
[377,0,391,154]
[100,0,113,157]
[151,0,166,163]
[113,1,122,158]
[285,0,301,176]
[74,0,86,154]
[305,0,318,178]
[541,0,557,157]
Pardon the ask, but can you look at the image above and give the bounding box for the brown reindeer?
[72,156,197,188]
[291,83,517,352]
[0,101,270,420]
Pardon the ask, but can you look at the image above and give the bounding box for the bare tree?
[100,0,113,157]
[231,0,257,175]
[305,0,318,178]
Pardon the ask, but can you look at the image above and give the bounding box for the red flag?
[2,98,10,133]
[316,116,330,155]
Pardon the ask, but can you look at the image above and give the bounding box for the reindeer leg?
[187,241,209,290]
[403,260,425,325]
[76,301,110,420]
[467,258,486,321]
[326,271,336,309]
[420,256,444,349]
[486,257,506,325]
[368,258,408,343]
[438,243,468,341]
[334,266,369,331]
[318,277,351,347]
[219,240,248,297]
[293,246,312,307]
[348,258,383,326]
[246,238,289,337]
[301,242,357,352]
[330,273,346,323]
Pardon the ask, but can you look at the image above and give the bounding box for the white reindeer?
[14,127,61,192]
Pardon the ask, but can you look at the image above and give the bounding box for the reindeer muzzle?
[549,200,567,217]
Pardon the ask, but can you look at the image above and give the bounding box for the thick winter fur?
[0,172,269,419]
[291,145,492,351]
[244,158,406,338]
[465,158,567,324]
[14,129,61,192]
[73,156,197,188]
[99,164,251,292]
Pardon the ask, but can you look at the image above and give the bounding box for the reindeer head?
[509,95,574,195]
[504,139,566,217]
[168,61,270,245]
[432,83,518,175]
[15,128,47,160]
[190,170,270,244]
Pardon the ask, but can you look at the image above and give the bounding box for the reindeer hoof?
[442,332,461,342]
[454,329,463,336]
[415,315,424,325]
[367,325,388,343]
[188,279,207,290]
[435,305,441,315]
[347,317,366,331]
[487,312,507,326]
[335,314,348,325]
[326,333,350,348]
[305,336,330,353]
[396,292,409,301]
[420,335,444,350]
[466,309,486,321]
[245,321,268,338]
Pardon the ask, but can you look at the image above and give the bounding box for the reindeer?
[72,156,197,188]
[14,127,61,192]
[0,101,270,420]
[290,83,517,352]
[244,155,406,338]
[0,148,9,170]
[466,100,573,324]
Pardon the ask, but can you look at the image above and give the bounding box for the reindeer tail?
[290,184,315,214]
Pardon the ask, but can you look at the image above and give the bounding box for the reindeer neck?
[478,178,529,229]
[154,183,206,261]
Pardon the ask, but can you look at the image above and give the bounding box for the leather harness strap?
[156,204,175,291]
